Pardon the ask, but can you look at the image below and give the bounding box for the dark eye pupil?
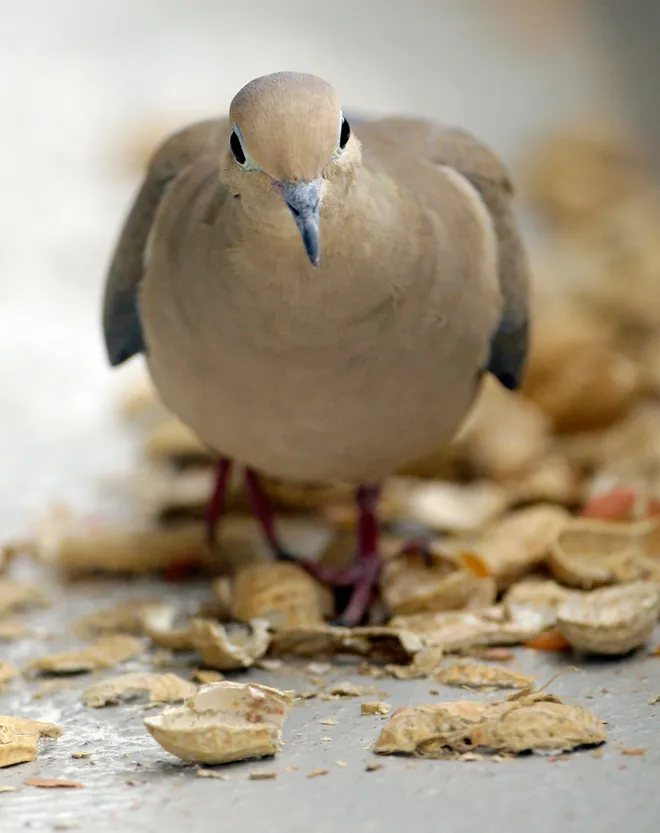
[339,117,350,149]
[230,130,246,165]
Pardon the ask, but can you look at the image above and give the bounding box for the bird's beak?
[278,179,322,267]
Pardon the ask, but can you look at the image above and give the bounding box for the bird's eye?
[230,129,247,166]
[339,117,351,149]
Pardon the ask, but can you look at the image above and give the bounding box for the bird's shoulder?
[357,117,512,198]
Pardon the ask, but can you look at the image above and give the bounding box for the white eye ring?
[229,124,262,172]
[229,125,249,168]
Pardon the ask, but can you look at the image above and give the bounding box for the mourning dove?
[103,72,529,625]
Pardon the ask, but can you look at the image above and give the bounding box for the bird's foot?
[296,536,431,625]
[279,552,363,588]
[279,552,379,626]
[330,553,382,627]
[273,482,384,626]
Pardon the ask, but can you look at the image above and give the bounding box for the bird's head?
[221,72,361,267]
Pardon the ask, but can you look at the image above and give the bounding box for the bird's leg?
[243,467,302,561]
[243,468,362,586]
[333,484,383,627]
[203,457,233,543]
[206,462,336,577]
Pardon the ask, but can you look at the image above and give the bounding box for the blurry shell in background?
[522,304,641,434]
[0,579,48,618]
[36,505,212,575]
[188,619,271,670]
[230,562,333,629]
[556,582,660,655]
[509,455,582,507]
[141,603,273,669]
[380,549,497,617]
[73,598,164,638]
[384,478,509,533]
[27,635,144,675]
[389,602,551,651]
[502,578,575,633]
[548,518,660,588]
[523,123,645,230]
[269,624,423,663]
[473,505,570,589]
[141,604,196,651]
[433,661,535,690]
[503,578,575,613]
[453,377,551,480]
[82,672,196,708]
[0,661,18,690]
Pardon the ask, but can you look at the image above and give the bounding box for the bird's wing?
[102,118,227,366]
[357,119,530,391]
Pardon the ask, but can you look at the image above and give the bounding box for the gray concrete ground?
[2,2,659,832]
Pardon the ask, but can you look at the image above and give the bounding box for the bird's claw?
[329,556,382,627]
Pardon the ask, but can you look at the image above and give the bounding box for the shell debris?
[433,661,535,690]
[361,702,392,716]
[28,635,144,675]
[0,580,48,618]
[556,582,660,654]
[0,716,62,768]
[188,619,271,670]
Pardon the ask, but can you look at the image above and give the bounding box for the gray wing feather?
[429,127,530,391]
[102,119,224,366]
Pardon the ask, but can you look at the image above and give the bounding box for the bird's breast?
[143,275,493,483]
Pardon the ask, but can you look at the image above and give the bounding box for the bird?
[102,71,529,626]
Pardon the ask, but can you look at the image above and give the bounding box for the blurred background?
[2,0,659,537]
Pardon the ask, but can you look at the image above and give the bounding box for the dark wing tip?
[487,318,528,392]
[495,368,522,392]
[103,290,146,368]
[106,343,137,367]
